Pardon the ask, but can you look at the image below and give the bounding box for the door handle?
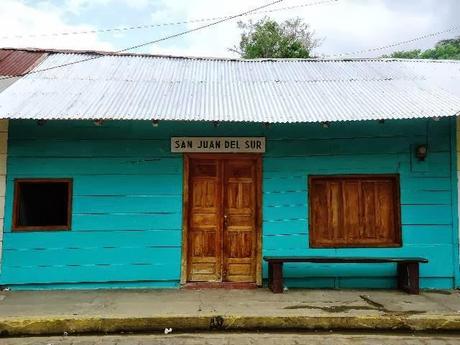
[224,214,228,227]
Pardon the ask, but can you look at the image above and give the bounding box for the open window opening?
[13,179,72,231]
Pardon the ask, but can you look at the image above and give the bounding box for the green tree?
[384,37,460,60]
[231,17,320,59]
[387,49,422,59]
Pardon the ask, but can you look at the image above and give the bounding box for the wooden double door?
[184,154,261,285]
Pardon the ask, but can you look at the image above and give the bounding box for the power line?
[323,25,460,58]
[0,0,338,40]
[0,0,288,81]
[4,0,457,82]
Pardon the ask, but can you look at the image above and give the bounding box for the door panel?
[223,160,257,283]
[186,156,258,284]
[187,159,221,282]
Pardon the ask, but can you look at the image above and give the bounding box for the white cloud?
[0,0,457,57]
[148,0,264,57]
[148,0,459,58]
[306,0,436,56]
[124,0,151,10]
[0,0,113,51]
[65,0,150,14]
[64,0,111,14]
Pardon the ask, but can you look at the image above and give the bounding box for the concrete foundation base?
[1,289,460,336]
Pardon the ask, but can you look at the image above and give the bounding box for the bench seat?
[263,256,428,294]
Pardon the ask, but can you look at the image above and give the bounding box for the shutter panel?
[309,175,401,248]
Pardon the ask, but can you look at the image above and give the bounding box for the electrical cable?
[0,0,338,40]
[323,25,460,58]
[0,0,288,80]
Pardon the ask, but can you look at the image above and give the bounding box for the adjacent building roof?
[0,49,46,76]
[0,48,459,123]
[0,49,47,93]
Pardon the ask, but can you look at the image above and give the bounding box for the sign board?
[171,137,265,153]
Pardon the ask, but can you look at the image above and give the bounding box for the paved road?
[1,333,460,345]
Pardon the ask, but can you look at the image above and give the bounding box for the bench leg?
[397,262,420,294]
[268,262,273,290]
[270,262,284,293]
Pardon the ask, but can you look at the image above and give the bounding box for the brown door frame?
[180,153,263,286]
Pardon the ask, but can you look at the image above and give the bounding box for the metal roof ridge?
[2,47,460,64]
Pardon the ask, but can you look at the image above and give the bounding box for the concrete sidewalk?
[1,289,460,336]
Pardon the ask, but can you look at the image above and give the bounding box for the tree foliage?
[232,17,320,59]
[384,37,460,60]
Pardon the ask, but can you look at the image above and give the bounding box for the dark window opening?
[13,179,72,231]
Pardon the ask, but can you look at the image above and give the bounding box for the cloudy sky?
[0,0,459,58]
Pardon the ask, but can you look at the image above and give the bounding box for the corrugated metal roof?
[0,49,46,77]
[0,51,460,123]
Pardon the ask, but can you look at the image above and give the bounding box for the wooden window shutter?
[309,175,401,248]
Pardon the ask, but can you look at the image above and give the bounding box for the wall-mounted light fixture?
[36,119,47,126]
[378,119,385,124]
[151,119,159,127]
[213,121,220,128]
[93,119,104,126]
[263,122,270,129]
[416,144,428,161]
[432,116,440,122]
[321,121,330,128]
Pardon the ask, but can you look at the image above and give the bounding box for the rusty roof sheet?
[0,49,46,77]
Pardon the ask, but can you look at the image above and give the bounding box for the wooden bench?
[263,256,428,294]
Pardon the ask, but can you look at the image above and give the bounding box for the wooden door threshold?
[183,282,257,290]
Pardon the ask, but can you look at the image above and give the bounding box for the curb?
[1,314,460,336]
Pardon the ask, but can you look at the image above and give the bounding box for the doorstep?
[182,282,258,289]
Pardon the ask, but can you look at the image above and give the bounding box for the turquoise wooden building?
[0,48,459,290]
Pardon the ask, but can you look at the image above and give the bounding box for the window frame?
[308,174,402,248]
[12,178,73,232]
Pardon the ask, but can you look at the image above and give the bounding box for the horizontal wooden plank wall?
[263,118,455,289]
[456,117,460,288]
[0,118,456,289]
[0,120,7,272]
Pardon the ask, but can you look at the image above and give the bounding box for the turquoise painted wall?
[0,118,457,289]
